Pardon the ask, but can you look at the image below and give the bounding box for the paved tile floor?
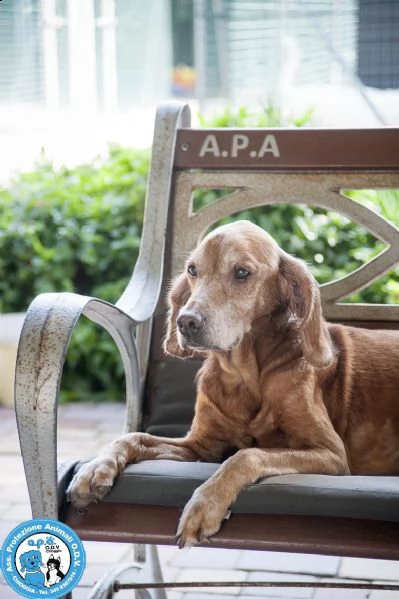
[1,403,398,598]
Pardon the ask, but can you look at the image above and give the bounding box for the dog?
[19,550,46,588]
[68,219,399,548]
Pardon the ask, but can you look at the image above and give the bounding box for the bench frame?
[15,102,399,598]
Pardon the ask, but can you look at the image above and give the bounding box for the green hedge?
[0,146,149,310]
[1,107,398,401]
[0,146,149,401]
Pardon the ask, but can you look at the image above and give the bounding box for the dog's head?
[19,550,43,572]
[164,220,333,368]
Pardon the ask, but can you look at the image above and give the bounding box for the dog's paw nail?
[175,534,190,550]
[175,534,183,549]
[74,506,88,516]
[196,530,204,543]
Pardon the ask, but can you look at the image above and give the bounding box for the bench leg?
[86,544,167,599]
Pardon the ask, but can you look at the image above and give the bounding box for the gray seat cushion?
[63,357,399,524]
[69,459,399,522]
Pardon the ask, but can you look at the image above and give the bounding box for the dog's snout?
[177,309,205,338]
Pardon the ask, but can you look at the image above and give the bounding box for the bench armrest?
[14,102,192,520]
[116,101,191,322]
[14,292,139,519]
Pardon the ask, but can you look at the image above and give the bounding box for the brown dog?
[68,220,399,547]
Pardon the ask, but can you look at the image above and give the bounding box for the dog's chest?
[235,406,294,449]
[216,358,298,449]
[250,411,291,448]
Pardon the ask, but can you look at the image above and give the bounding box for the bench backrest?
[137,102,399,434]
[169,124,399,317]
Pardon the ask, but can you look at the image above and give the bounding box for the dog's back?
[324,324,399,474]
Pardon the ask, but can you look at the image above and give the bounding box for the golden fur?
[68,220,399,547]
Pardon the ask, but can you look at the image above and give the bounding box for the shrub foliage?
[0,146,149,401]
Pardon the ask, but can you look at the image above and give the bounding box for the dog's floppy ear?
[277,252,333,368]
[163,272,195,359]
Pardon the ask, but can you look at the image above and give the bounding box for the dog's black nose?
[177,309,205,337]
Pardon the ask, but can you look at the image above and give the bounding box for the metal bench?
[15,102,399,598]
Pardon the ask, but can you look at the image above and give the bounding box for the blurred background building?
[0,0,398,179]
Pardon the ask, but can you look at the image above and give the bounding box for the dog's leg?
[67,432,213,508]
[176,443,349,548]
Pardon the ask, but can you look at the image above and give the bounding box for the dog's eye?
[234,267,250,280]
[187,264,197,277]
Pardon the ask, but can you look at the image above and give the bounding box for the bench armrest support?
[15,292,139,519]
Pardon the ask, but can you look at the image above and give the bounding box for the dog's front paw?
[67,456,125,508]
[175,486,230,549]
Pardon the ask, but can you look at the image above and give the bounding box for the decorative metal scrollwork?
[172,171,399,321]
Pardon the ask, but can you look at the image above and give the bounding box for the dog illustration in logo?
[19,550,46,589]
[46,555,65,586]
